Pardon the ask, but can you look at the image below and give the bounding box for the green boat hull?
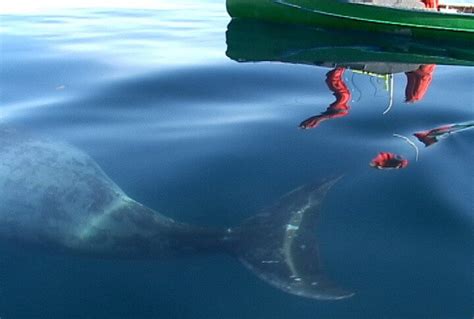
[226,0,474,41]
[226,20,474,70]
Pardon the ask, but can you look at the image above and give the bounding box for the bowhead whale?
[0,128,353,300]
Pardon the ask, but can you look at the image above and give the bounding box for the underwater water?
[0,1,473,318]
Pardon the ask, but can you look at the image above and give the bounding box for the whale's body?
[0,128,352,300]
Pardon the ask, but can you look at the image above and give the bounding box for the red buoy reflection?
[299,67,350,129]
[370,152,408,169]
[405,64,436,103]
[414,122,474,147]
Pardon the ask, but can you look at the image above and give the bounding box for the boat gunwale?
[343,0,474,18]
[274,0,474,32]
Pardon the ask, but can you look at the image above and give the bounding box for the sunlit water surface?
[0,2,473,318]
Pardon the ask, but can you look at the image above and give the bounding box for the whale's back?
[0,129,126,243]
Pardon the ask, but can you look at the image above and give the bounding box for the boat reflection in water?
[414,121,474,146]
[226,20,474,168]
[298,63,435,130]
[299,67,351,130]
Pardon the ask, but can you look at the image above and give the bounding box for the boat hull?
[226,0,474,41]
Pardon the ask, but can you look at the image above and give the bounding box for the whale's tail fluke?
[232,177,354,300]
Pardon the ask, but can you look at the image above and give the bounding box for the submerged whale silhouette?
[0,128,353,300]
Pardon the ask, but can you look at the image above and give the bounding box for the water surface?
[0,2,473,318]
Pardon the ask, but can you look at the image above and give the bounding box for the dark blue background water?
[1,2,473,318]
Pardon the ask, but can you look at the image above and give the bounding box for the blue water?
[1,2,473,318]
